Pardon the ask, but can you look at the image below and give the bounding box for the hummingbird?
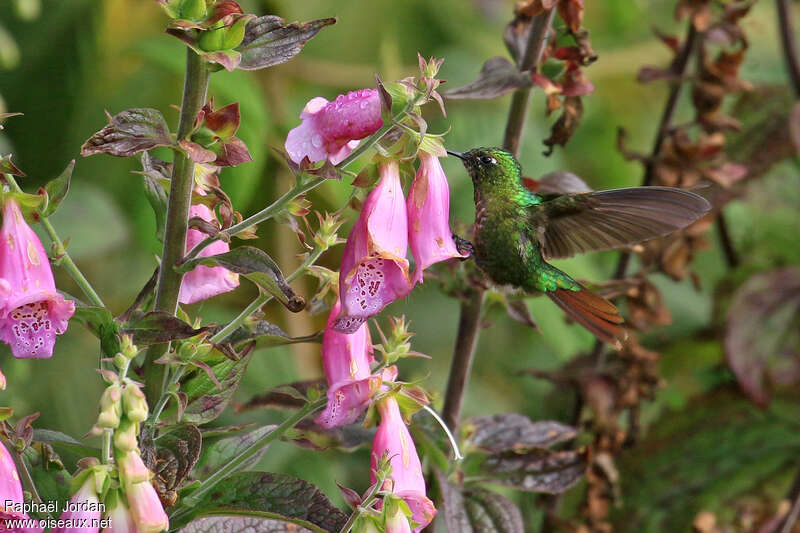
[446,147,711,347]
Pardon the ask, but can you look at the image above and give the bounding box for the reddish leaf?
[81,108,173,158]
[725,267,800,406]
[237,16,336,70]
[443,57,531,100]
[205,102,241,138]
[464,413,578,453]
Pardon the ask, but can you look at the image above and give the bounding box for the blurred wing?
[530,186,711,260]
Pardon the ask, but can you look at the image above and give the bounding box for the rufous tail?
[547,286,627,348]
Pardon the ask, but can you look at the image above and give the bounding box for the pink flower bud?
[334,160,412,333]
[0,198,75,358]
[117,451,151,486]
[370,396,436,532]
[125,481,168,533]
[51,477,102,533]
[407,152,464,283]
[178,189,239,305]
[315,301,380,428]
[122,384,148,423]
[285,89,383,165]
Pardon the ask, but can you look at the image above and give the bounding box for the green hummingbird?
[446,147,711,347]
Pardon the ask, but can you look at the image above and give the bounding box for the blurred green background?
[0,0,798,530]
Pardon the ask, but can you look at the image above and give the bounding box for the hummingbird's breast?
[473,196,539,288]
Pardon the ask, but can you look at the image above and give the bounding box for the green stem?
[502,8,556,157]
[146,246,325,426]
[102,429,112,464]
[441,9,554,435]
[3,173,105,308]
[143,48,210,404]
[184,105,412,262]
[209,246,325,344]
[171,396,326,522]
[338,478,385,533]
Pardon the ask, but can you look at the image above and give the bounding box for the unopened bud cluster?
[379,316,414,364]
[313,212,344,251]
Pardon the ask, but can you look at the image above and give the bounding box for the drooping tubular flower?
[178,187,240,305]
[52,476,102,533]
[0,197,74,359]
[333,160,412,333]
[314,299,381,429]
[0,440,43,533]
[406,151,464,283]
[285,89,383,165]
[370,395,437,533]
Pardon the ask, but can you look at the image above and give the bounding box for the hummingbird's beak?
[446,149,466,160]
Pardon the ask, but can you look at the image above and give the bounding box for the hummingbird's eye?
[480,155,497,166]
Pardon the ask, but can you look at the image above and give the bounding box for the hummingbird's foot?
[453,234,474,259]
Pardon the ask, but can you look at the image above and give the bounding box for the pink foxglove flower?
[51,477,102,533]
[1,440,43,532]
[333,160,412,333]
[285,89,383,165]
[370,396,436,532]
[178,189,240,305]
[407,151,464,283]
[101,498,138,533]
[315,300,380,429]
[125,481,168,533]
[0,198,74,359]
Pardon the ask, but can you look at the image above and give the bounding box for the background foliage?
[0,0,798,530]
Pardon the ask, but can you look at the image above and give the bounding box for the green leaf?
[183,472,347,533]
[32,429,101,461]
[142,174,168,243]
[0,153,25,176]
[177,247,305,312]
[176,350,253,425]
[236,16,336,71]
[120,311,211,345]
[195,424,278,478]
[39,160,74,218]
[80,108,174,158]
[222,319,322,348]
[72,304,120,355]
[22,444,73,514]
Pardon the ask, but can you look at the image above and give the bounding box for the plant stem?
[2,173,105,308]
[102,429,112,464]
[716,211,739,268]
[778,0,800,97]
[441,9,555,435]
[592,22,699,359]
[612,22,698,281]
[143,49,210,404]
[778,467,800,533]
[502,8,556,157]
[338,479,385,533]
[441,290,486,431]
[211,245,325,344]
[146,246,325,426]
[171,396,326,522]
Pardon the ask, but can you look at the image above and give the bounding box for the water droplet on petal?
[311,134,323,148]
